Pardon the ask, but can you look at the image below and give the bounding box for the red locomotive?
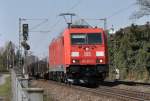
[49,24,109,85]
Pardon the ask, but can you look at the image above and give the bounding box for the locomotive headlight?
[96,59,103,63]
[99,59,103,63]
[72,60,76,63]
[72,59,79,63]
[96,51,105,56]
[71,52,79,57]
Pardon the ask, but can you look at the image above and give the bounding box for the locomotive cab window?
[87,33,102,44]
[71,34,86,44]
[71,33,102,45]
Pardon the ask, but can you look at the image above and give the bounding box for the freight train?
[48,24,109,85]
[28,60,48,79]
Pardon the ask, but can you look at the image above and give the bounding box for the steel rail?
[98,86,150,100]
[72,86,149,101]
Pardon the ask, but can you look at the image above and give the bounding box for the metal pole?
[24,50,29,79]
[104,18,107,31]
[98,18,107,31]
[7,49,8,70]
[12,50,14,68]
[19,18,22,72]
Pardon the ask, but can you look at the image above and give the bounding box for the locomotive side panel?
[63,30,71,66]
[49,37,65,69]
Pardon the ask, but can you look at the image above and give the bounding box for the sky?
[0,0,150,58]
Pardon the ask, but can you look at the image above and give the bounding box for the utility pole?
[97,18,107,31]
[104,18,107,31]
[18,18,23,72]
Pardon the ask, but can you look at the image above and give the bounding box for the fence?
[11,69,44,101]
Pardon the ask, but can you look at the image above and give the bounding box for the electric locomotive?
[49,24,109,85]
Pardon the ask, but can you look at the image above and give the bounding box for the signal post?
[19,18,30,79]
[22,23,30,79]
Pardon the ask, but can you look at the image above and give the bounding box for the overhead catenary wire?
[44,17,62,34]
[19,0,83,67]
[27,17,62,34]
[26,1,138,66]
[74,2,136,30]
[29,19,48,31]
[107,3,136,19]
[77,3,135,20]
[29,17,62,56]
[68,0,83,11]
[19,16,62,60]
[28,0,83,58]
[57,0,83,25]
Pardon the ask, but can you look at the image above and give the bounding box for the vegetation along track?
[31,80,150,101]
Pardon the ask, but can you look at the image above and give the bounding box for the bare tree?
[130,0,150,19]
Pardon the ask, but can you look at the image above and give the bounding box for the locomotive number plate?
[84,52,91,56]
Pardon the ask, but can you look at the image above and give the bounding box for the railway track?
[98,87,150,101]
[103,80,150,87]
[31,80,150,101]
[72,85,150,101]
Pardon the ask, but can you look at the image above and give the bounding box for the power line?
[29,19,48,31]
[107,3,135,19]
[49,18,61,31]
[68,0,83,11]
[22,17,61,34]
[55,0,84,28]
[30,31,51,33]
[27,0,82,57]
[75,14,107,30]
[21,18,48,21]
[39,17,62,34]
[29,18,62,54]
[29,17,62,50]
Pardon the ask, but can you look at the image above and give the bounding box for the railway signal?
[22,24,29,41]
[21,41,30,50]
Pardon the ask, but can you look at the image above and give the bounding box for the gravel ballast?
[31,80,119,101]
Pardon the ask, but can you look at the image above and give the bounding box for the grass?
[0,75,11,101]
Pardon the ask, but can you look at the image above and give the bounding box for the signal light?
[21,41,30,50]
[22,24,28,41]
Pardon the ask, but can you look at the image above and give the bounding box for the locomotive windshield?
[71,33,102,45]
[71,34,86,44]
[87,33,102,44]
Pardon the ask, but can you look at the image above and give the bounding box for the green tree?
[109,23,150,81]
